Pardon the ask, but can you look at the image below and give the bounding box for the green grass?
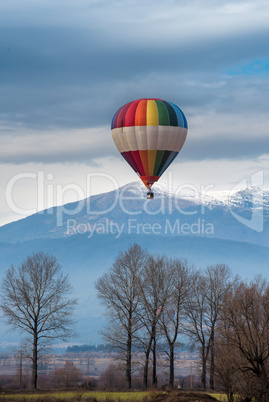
[0,390,233,402]
[84,391,148,401]
[0,390,149,401]
[209,393,228,401]
[210,393,242,401]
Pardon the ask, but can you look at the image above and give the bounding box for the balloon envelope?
[111,98,188,189]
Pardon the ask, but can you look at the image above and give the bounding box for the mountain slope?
[0,181,268,246]
[0,181,268,345]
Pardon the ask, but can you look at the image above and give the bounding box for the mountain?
[0,181,268,246]
[0,181,268,347]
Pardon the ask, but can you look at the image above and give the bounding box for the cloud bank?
[0,0,269,164]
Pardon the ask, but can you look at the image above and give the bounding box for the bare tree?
[137,255,174,388]
[51,361,82,388]
[214,324,240,402]
[204,264,234,389]
[0,251,77,389]
[95,243,148,389]
[184,265,234,389]
[99,364,125,389]
[219,277,269,401]
[159,259,192,388]
[184,269,210,388]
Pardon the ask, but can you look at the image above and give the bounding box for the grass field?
[0,390,149,401]
[209,394,227,401]
[0,390,229,402]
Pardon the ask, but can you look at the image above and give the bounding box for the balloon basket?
[147,190,154,200]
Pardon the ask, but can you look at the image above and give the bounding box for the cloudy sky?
[1,0,269,225]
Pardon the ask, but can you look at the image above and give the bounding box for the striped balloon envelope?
[111,98,188,194]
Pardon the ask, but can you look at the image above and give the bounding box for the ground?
[146,391,218,402]
[0,390,221,402]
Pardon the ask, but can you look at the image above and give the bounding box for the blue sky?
[0,0,269,224]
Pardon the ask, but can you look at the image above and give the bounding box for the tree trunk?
[19,350,23,390]
[209,331,215,389]
[265,382,269,402]
[143,333,154,389]
[260,364,269,402]
[201,343,207,389]
[143,346,150,389]
[31,331,38,389]
[169,343,174,388]
[152,327,157,388]
[227,392,234,402]
[126,327,132,389]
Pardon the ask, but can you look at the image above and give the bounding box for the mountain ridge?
[0,181,268,246]
[0,181,268,345]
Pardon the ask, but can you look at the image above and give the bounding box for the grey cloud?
[1,25,269,81]
[0,110,268,164]
[0,128,114,164]
[0,1,269,164]
[181,137,269,162]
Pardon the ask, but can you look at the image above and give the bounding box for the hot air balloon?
[111,98,188,199]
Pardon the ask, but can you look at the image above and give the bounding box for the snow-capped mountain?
[0,181,268,246]
[0,181,268,345]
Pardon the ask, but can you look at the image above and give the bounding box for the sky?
[1,0,269,225]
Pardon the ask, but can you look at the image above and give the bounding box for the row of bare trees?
[1,247,269,400]
[96,244,269,401]
[95,243,235,391]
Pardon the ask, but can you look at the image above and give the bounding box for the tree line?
[66,342,191,354]
[66,344,112,353]
[95,243,269,402]
[1,247,269,401]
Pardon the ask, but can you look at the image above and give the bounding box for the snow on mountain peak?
[113,181,269,209]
